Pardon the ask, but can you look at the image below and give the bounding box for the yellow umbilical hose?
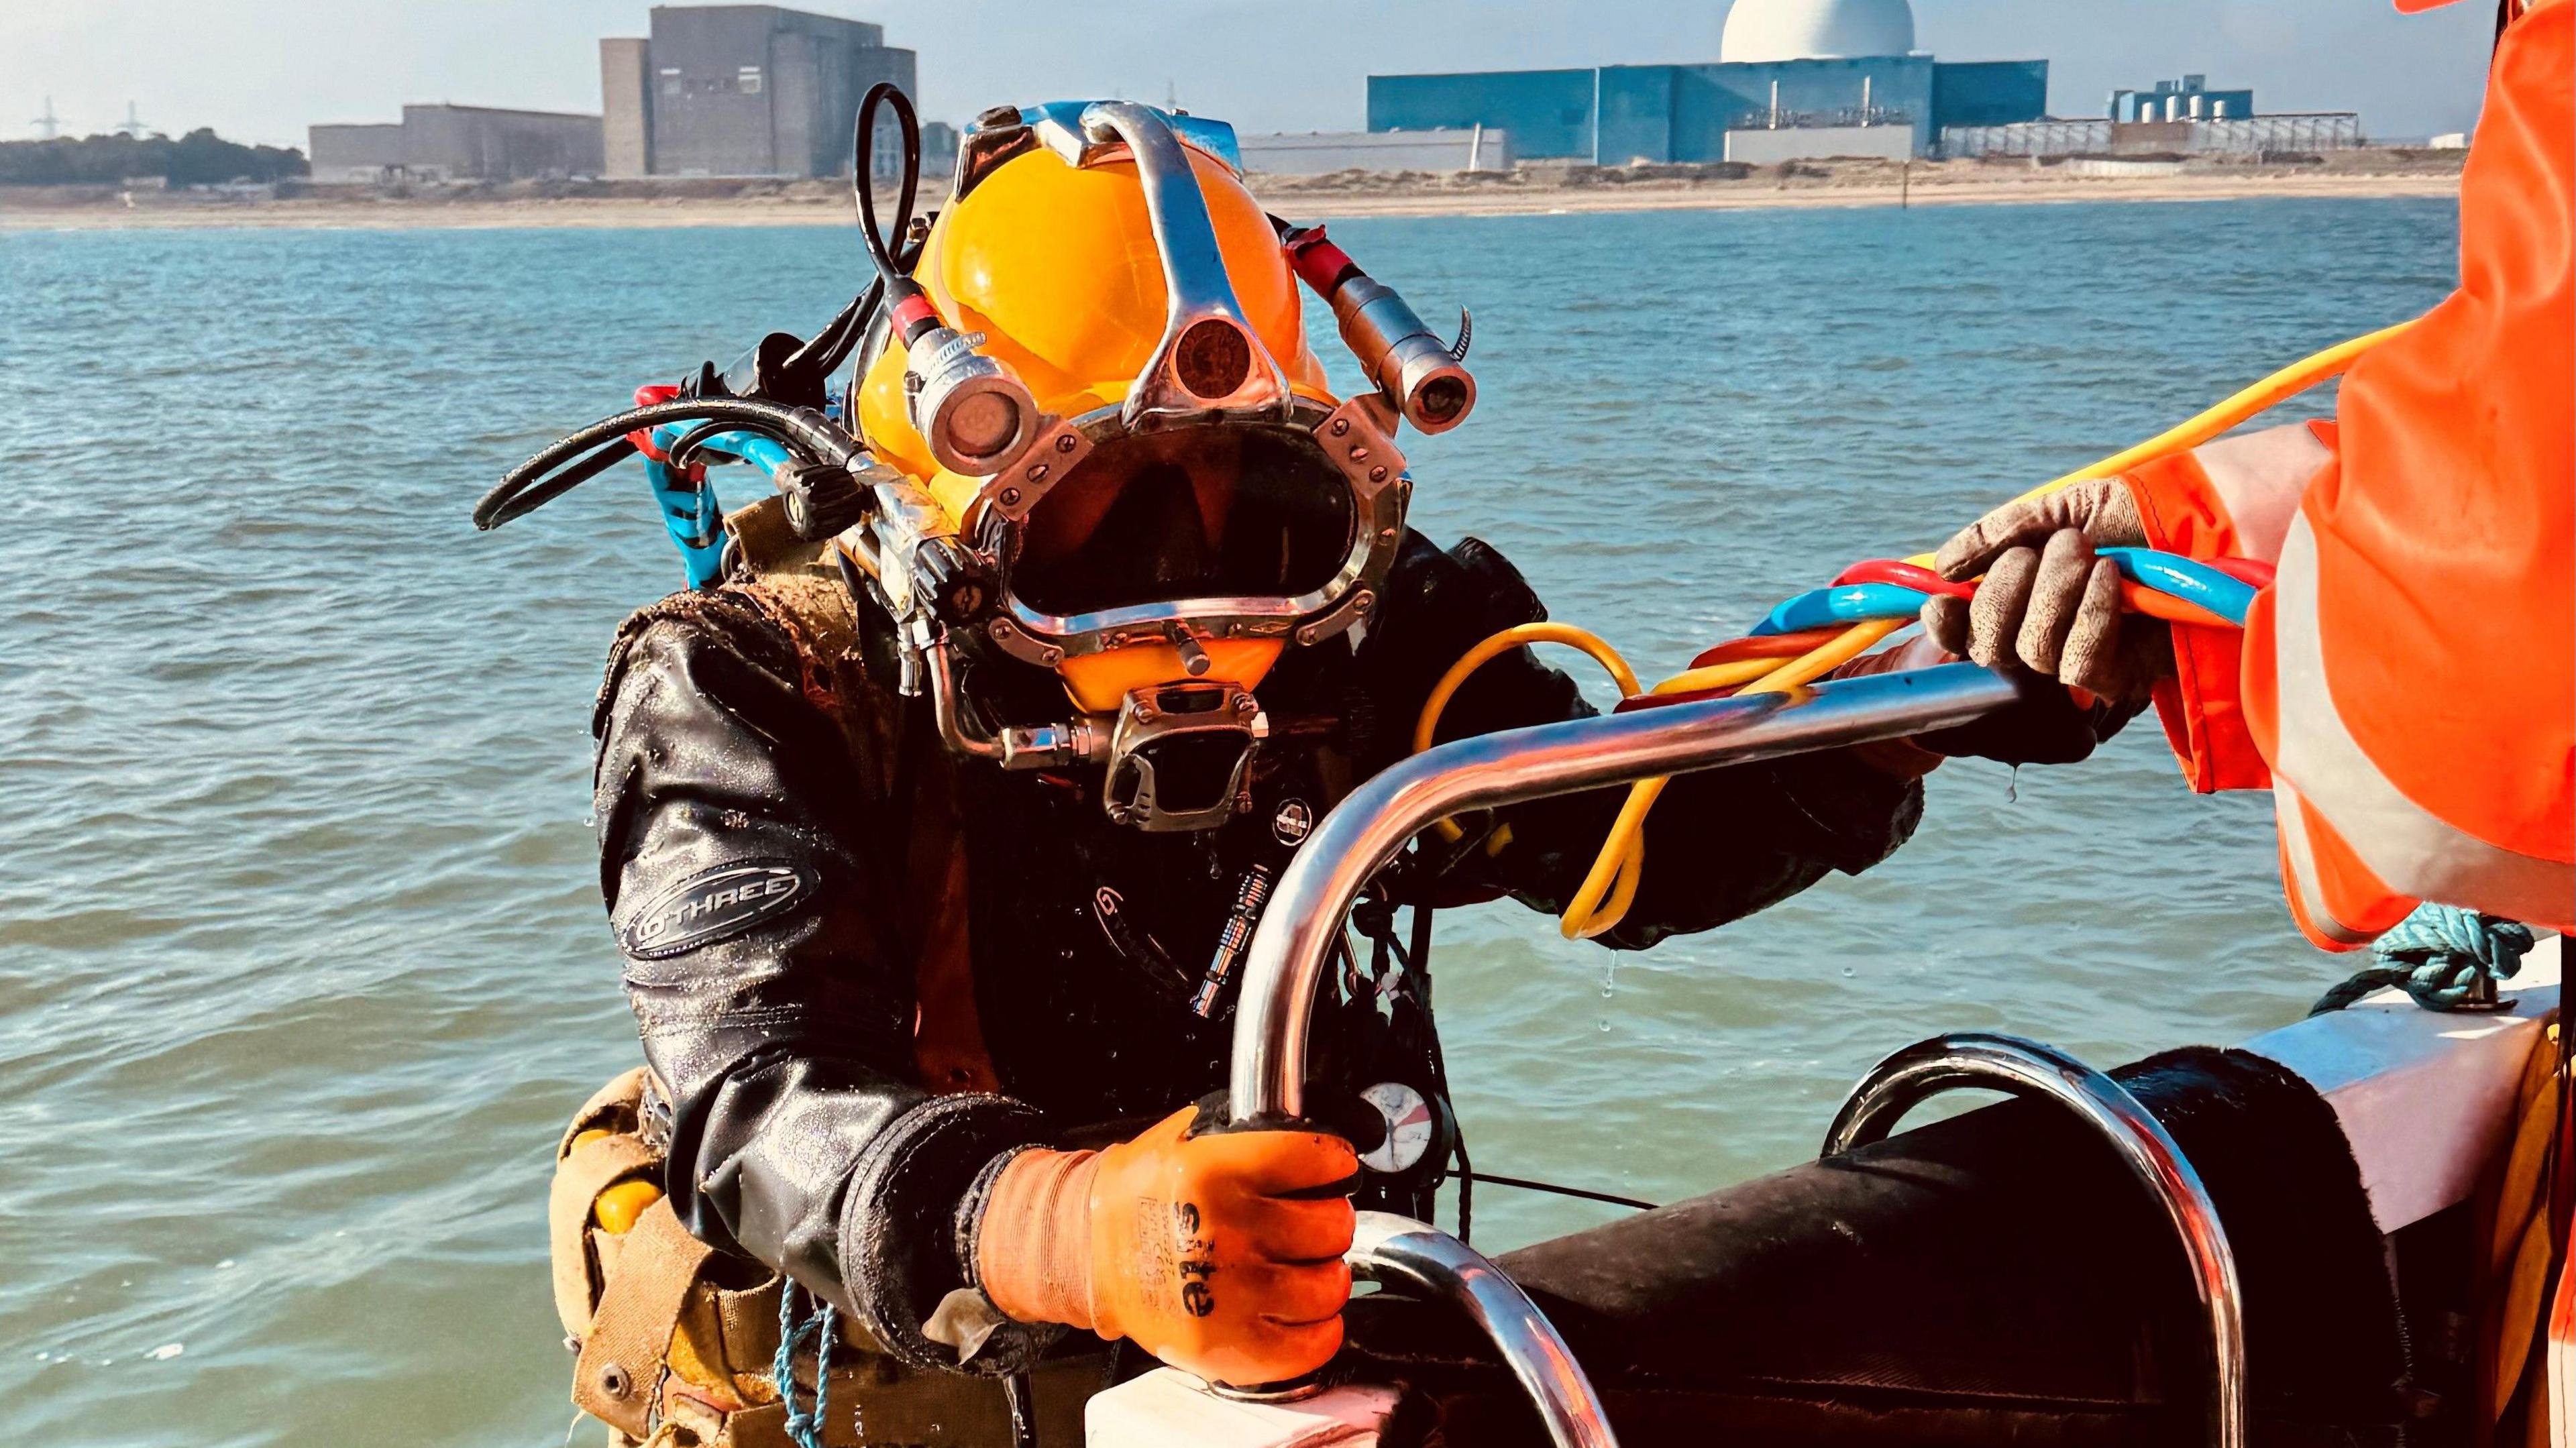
[1415,624,1650,934]
[1424,319,2417,942]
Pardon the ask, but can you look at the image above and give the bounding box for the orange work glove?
[974,1105,1358,1388]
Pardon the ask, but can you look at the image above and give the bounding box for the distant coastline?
[0,151,2464,231]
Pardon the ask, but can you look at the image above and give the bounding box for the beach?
[0,150,2463,229]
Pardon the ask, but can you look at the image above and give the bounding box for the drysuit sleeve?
[591,589,1050,1374]
[1350,533,1925,950]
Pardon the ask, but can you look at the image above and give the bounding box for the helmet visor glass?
[1010,425,1358,617]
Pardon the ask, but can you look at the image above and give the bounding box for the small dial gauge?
[1358,1081,1437,1174]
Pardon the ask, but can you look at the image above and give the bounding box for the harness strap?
[574,1197,716,1439]
[551,1131,662,1339]
[559,1066,651,1156]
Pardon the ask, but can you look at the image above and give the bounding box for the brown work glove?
[1921,477,2174,701]
[974,1105,1357,1389]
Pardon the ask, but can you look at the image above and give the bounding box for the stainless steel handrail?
[1821,1033,2247,1448]
[1228,662,2019,1121]
[1348,1213,1620,1448]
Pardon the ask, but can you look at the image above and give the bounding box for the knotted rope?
[772,1280,838,1448]
[2310,903,2537,1015]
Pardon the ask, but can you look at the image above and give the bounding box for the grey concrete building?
[309,123,406,184]
[1237,127,1514,176]
[307,105,604,183]
[600,6,916,179]
[399,105,604,181]
[600,38,655,178]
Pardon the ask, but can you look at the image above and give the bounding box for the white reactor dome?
[1719,0,1917,62]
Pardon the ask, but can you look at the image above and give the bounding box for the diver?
[1913,0,2570,951]
[522,96,2122,1445]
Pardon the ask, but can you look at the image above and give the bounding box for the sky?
[1,0,2497,151]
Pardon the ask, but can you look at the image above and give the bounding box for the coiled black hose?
[662,416,798,474]
[782,275,883,382]
[853,81,920,288]
[474,436,638,531]
[474,398,857,531]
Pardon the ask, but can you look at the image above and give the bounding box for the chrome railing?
[1823,1033,2247,1448]
[1228,662,2019,1120]
[1347,1213,1617,1448]
[1221,664,2018,1441]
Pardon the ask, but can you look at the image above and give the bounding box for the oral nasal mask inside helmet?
[1008,424,1359,618]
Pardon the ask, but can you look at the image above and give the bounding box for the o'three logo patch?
[619,861,813,959]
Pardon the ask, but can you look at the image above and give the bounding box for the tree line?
[0,129,308,186]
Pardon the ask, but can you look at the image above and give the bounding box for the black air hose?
[474,398,857,531]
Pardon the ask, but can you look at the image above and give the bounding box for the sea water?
[0,196,2460,1445]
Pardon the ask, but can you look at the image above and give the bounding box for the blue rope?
[771,1279,837,1448]
[2310,902,2537,1014]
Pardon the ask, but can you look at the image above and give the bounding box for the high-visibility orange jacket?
[2120,0,2573,949]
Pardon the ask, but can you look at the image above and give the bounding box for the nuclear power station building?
[599,5,916,178]
[309,6,919,184]
[1368,0,2043,163]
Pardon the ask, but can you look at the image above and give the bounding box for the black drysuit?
[590,531,1929,1373]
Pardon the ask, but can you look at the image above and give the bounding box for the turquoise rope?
[2309,902,2538,1015]
[772,1280,837,1448]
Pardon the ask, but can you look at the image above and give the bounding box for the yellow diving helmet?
[838,97,1474,832]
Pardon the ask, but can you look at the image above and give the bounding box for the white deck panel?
[2243,934,2560,1232]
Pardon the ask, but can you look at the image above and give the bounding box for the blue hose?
[1750,582,1929,636]
[644,425,801,592]
[2098,548,2259,626]
[1748,549,2259,639]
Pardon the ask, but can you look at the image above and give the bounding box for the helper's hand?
[975,1105,1357,1388]
[1921,477,2174,701]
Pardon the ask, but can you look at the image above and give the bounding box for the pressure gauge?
[1357,1081,1439,1175]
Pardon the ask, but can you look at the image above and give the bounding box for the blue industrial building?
[2110,74,2255,123]
[1367,0,2047,162]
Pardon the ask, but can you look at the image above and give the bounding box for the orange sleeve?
[2241,0,2575,944]
[2120,445,2308,795]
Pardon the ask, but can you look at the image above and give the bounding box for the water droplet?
[1597,1017,1611,1032]
[1840,966,1856,978]
[2004,765,2020,804]
[215,1260,235,1270]
[147,1343,184,1361]
[33,1351,47,1362]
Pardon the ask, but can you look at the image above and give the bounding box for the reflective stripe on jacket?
[2123,0,2574,948]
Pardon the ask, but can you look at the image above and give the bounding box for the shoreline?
[0,162,2461,232]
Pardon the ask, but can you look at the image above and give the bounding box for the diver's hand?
[974,1106,1356,1388]
[1833,634,2139,766]
[1921,478,2171,702]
